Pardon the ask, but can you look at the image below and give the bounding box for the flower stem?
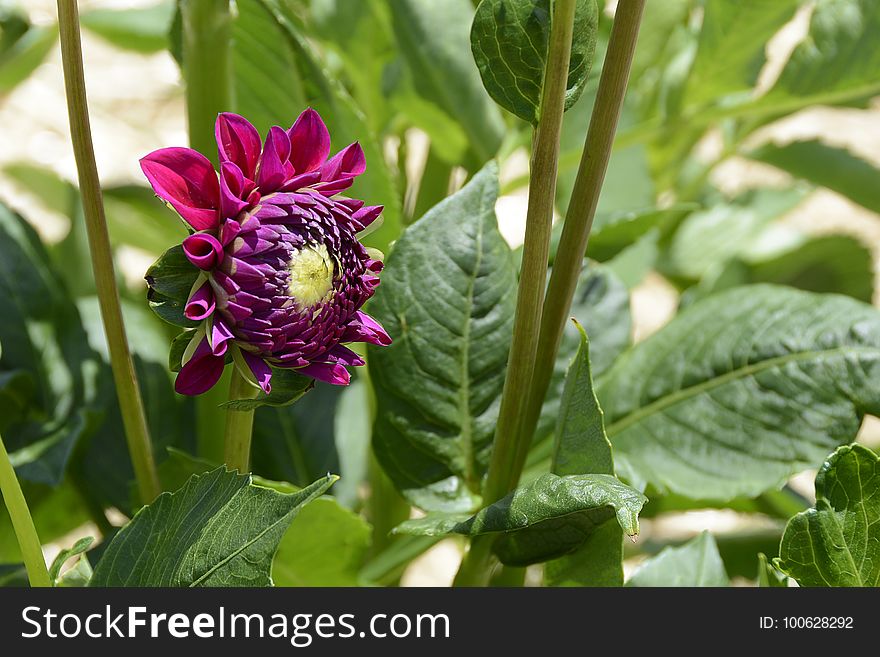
[481,0,577,507]
[518,0,647,452]
[180,0,234,163]
[180,0,235,456]
[56,0,160,504]
[454,0,577,587]
[223,367,259,473]
[0,432,51,587]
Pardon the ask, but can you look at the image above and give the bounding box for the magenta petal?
[299,361,351,386]
[140,147,220,231]
[220,162,250,219]
[316,177,355,196]
[184,281,216,321]
[288,108,331,174]
[183,233,224,270]
[208,317,234,356]
[257,126,291,192]
[325,344,366,367]
[342,311,391,346]
[175,338,225,395]
[351,205,383,229]
[321,142,366,182]
[242,351,272,394]
[215,113,261,181]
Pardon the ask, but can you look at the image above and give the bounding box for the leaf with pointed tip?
[776,444,880,587]
[370,163,516,512]
[757,552,788,588]
[627,532,729,587]
[90,468,336,587]
[599,285,880,501]
[49,537,94,585]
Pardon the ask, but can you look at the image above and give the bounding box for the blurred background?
[2,0,879,585]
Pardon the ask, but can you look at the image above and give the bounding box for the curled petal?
[183,233,224,270]
[184,281,215,321]
[140,147,220,231]
[257,126,292,193]
[325,344,366,367]
[175,337,225,395]
[299,361,350,386]
[321,142,366,183]
[351,205,383,231]
[287,108,331,174]
[219,162,251,219]
[208,316,235,356]
[215,113,261,181]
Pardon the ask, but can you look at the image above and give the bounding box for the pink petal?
[184,281,216,321]
[208,316,235,356]
[316,177,355,196]
[183,233,224,270]
[321,142,366,182]
[215,113,261,181]
[287,108,331,174]
[175,337,225,395]
[257,126,293,192]
[341,311,391,346]
[242,351,272,394]
[351,205,383,230]
[219,162,250,220]
[325,344,366,367]
[140,147,220,231]
[299,361,350,386]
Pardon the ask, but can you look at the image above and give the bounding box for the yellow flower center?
[287,243,335,309]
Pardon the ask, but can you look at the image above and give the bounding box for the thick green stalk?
[481,0,577,506]
[56,0,160,504]
[223,367,259,472]
[181,0,234,162]
[0,432,51,587]
[180,0,235,455]
[455,0,577,586]
[518,0,646,458]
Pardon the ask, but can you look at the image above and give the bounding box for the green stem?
[223,367,259,472]
[56,0,160,504]
[410,147,453,223]
[365,454,410,568]
[481,0,577,507]
[180,0,234,455]
[180,0,234,162]
[517,0,647,457]
[0,432,51,587]
[455,0,577,588]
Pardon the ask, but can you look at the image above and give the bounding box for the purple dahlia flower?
[141,109,390,396]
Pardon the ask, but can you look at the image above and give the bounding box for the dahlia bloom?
[141,109,390,396]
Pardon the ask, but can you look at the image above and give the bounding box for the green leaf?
[683,235,875,305]
[599,285,880,500]
[396,472,645,566]
[545,323,626,586]
[144,244,199,328]
[90,468,336,587]
[604,228,659,289]
[103,185,188,255]
[627,532,730,587]
[49,536,94,584]
[470,0,599,124]
[0,23,57,95]
[757,552,788,587]
[667,187,808,280]
[80,1,175,53]
[272,497,372,586]
[761,0,880,111]
[333,378,371,508]
[370,162,516,512]
[586,205,697,263]
[389,0,505,163]
[776,444,880,587]
[0,564,28,587]
[749,140,880,215]
[0,204,99,484]
[683,0,800,108]
[220,368,314,410]
[551,324,613,477]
